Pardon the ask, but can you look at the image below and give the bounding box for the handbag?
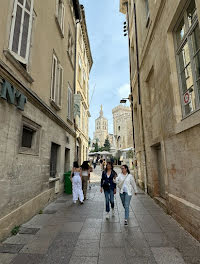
[118,174,128,190]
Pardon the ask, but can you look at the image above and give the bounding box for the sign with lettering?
[0,78,27,111]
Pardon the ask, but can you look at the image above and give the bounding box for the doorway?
[64,148,70,172]
[50,143,60,178]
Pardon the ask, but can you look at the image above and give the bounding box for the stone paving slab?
[69,256,98,264]
[22,215,53,229]
[72,240,99,257]
[0,253,16,264]
[10,253,44,264]
[62,222,84,233]
[98,248,126,264]
[144,232,171,247]
[0,244,24,254]
[100,233,124,248]
[151,247,185,264]
[3,234,35,245]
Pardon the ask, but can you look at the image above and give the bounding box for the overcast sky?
[80,0,130,138]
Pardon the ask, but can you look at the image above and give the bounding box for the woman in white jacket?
[115,164,138,226]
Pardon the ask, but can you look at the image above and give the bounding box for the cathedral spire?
[100,105,103,117]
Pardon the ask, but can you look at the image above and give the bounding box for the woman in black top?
[100,162,117,219]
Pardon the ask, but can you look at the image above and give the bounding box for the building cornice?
[80,5,93,70]
[119,0,127,14]
[0,60,76,137]
[72,0,81,20]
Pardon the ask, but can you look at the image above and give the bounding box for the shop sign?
[0,78,27,111]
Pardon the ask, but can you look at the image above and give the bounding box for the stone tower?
[93,105,108,147]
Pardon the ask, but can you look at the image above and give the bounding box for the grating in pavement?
[0,244,24,254]
[19,227,40,235]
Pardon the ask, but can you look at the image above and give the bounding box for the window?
[175,0,200,116]
[67,84,73,120]
[19,116,40,155]
[51,54,63,109]
[22,126,35,148]
[118,126,120,131]
[68,29,74,64]
[50,142,60,178]
[9,0,34,64]
[145,0,150,18]
[56,0,65,36]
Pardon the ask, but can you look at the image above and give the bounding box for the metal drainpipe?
[133,1,148,194]
[125,2,135,152]
[74,19,80,162]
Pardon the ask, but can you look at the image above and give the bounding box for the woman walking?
[100,162,117,219]
[70,162,84,204]
[116,165,138,225]
[81,161,91,200]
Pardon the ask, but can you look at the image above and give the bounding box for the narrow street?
[0,166,199,264]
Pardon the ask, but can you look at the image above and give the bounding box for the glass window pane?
[20,12,30,58]
[191,25,200,54]
[12,6,22,54]
[180,64,193,93]
[197,80,200,104]
[194,51,200,80]
[178,42,190,71]
[25,0,31,11]
[187,0,197,27]
[18,0,24,5]
[176,19,186,46]
[184,87,196,115]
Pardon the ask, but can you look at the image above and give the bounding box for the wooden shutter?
[51,55,57,102]
[57,65,63,107]
[10,0,34,63]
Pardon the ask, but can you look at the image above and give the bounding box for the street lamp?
[120,94,133,104]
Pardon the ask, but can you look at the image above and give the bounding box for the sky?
[80,0,130,138]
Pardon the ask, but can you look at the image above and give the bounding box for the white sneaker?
[112,209,115,217]
[106,213,110,219]
[73,200,76,204]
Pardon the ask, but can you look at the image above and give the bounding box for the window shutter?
[10,0,34,63]
[61,3,65,33]
[58,65,63,107]
[12,5,23,54]
[20,11,30,58]
[51,55,57,102]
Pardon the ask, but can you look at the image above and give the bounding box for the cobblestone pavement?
[0,166,199,264]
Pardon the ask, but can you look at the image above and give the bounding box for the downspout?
[133,2,148,194]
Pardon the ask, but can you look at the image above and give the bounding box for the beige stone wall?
[0,0,78,241]
[120,0,200,240]
[75,6,92,164]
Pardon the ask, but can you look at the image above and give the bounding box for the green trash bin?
[64,171,72,194]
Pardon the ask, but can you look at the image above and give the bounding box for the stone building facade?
[112,105,133,149]
[93,105,108,147]
[120,0,200,240]
[74,5,93,165]
[0,0,81,241]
